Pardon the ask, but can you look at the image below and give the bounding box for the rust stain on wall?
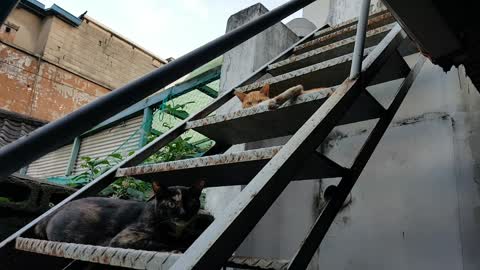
[0,44,109,122]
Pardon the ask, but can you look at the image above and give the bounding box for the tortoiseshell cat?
[34,179,211,251]
[234,84,329,109]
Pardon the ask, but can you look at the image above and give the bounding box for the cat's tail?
[33,212,53,239]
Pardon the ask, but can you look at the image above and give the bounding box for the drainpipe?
[349,0,371,79]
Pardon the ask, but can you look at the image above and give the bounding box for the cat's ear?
[260,84,270,97]
[234,90,246,102]
[191,179,206,193]
[153,181,168,198]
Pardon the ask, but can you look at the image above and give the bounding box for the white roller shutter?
[26,143,73,178]
[72,115,143,175]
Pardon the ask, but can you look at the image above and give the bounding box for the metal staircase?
[1,2,426,269]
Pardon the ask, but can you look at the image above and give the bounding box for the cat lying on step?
[234,84,330,109]
[34,179,213,252]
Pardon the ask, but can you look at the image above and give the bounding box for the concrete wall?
[312,55,480,270]
[43,16,165,89]
[205,3,299,217]
[2,8,44,53]
[304,0,385,27]
[207,2,480,269]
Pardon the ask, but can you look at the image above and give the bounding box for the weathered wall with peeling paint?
[0,6,167,122]
[0,43,109,121]
[42,16,165,89]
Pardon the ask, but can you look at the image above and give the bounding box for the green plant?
[71,153,123,183]
[146,123,203,164]
[163,101,194,119]
[70,153,152,201]
[103,177,152,201]
[0,197,11,203]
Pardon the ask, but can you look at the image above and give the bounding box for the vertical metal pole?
[139,107,153,147]
[349,0,371,79]
[65,137,81,176]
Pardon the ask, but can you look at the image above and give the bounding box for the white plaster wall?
[303,0,385,27]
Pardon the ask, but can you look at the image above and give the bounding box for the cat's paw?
[267,100,280,110]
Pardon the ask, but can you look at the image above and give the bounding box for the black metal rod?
[0,0,19,25]
[0,0,315,176]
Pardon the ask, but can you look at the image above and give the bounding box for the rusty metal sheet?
[268,23,395,76]
[15,237,289,270]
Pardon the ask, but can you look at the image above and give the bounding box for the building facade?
[0,0,166,122]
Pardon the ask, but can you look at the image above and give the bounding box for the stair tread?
[268,23,395,76]
[310,6,389,39]
[117,146,346,185]
[293,9,394,55]
[235,43,408,97]
[187,87,385,145]
[15,237,289,270]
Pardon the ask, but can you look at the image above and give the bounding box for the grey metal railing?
[0,0,316,177]
[350,0,372,79]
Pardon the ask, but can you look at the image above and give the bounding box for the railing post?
[139,107,153,147]
[349,0,371,79]
[65,137,81,176]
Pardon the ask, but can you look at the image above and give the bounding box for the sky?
[38,0,303,59]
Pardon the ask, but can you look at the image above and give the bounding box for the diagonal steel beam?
[170,25,404,270]
[287,55,426,270]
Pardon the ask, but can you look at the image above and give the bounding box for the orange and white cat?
[234,84,329,109]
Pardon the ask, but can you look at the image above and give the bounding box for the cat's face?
[235,84,270,108]
[155,179,205,221]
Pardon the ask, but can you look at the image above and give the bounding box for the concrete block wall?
[43,16,165,89]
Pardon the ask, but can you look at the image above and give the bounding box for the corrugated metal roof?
[0,109,45,148]
[26,143,72,178]
[73,115,143,175]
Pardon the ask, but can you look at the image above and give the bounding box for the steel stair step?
[116,146,346,185]
[187,88,385,145]
[235,45,409,97]
[268,23,395,76]
[15,237,290,270]
[292,9,394,55]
